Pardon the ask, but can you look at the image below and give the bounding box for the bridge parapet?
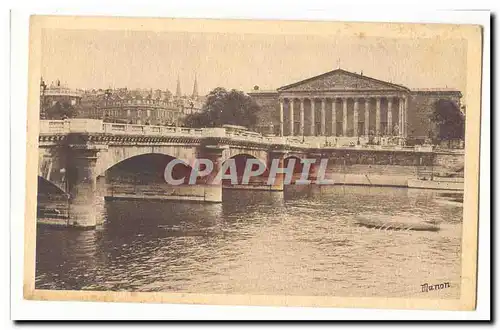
[40,119,103,133]
[103,123,208,137]
[40,119,285,146]
[40,119,208,137]
[41,119,258,140]
[39,119,437,153]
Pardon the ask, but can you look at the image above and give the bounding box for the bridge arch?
[222,153,268,176]
[284,155,305,174]
[221,148,268,167]
[95,146,197,178]
[221,153,270,187]
[101,153,197,185]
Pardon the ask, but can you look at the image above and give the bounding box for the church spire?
[192,74,198,99]
[176,75,182,98]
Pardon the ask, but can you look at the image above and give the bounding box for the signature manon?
[421,282,451,293]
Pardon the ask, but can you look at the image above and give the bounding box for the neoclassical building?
[249,69,462,144]
[76,77,204,125]
[40,79,83,106]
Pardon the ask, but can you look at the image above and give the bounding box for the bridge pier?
[307,152,321,183]
[266,148,289,191]
[66,146,103,229]
[198,144,226,202]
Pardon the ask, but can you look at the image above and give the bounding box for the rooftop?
[247,89,278,95]
[411,88,462,92]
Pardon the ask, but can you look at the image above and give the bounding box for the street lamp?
[103,89,112,121]
[40,77,47,119]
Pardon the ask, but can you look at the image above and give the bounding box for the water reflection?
[36,186,463,298]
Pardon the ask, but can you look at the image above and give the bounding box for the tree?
[45,101,77,119]
[430,99,465,147]
[184,87,259,129]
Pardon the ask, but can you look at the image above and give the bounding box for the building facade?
[42,79,84,107]
[39,79,84,119]
[76,77,204,125]
[249,69,462,145]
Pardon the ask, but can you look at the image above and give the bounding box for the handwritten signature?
[421,282,451,293]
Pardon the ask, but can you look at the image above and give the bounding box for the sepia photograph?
[22,15,483,310]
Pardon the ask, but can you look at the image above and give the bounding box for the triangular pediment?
[278,69,409,92]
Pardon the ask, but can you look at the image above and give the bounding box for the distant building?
[192,74,199,99]
[43,79,83,106]
[40,79,84,119]
[248,68,462,143]
[76,78,205,125]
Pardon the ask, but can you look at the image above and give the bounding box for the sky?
[41,29,467,95]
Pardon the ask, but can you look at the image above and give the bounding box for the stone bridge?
[38,119,446,228]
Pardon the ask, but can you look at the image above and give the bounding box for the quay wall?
[434,152,465,172]
[323,164,415,187]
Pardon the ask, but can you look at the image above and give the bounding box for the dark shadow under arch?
[37,176,69,198]
[284,156,304,174]
[105,153,195,185]
[37,176,70,219]
[223,153,268,178]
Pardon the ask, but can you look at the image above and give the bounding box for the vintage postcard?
[23,15,482,310]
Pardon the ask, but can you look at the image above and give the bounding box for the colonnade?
[278,96,408,138]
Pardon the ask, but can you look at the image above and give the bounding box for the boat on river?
[355,214,440,232]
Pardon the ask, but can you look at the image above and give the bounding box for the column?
[320,98,326,136]
[342,98,347,136]
[353,98,359,136]
[398,97,403,137]
[289,99,294,136]
[299,98,305,136]
[403,97,408,137]
[306,152,322,182]
[364,98,370,136]
[199,145,226,202]
[375,97,381,136]
[310,98,316,136]
[266,149,288,191]
[331,99,337,136]
[387,97,393,136]
[279,99,284,136]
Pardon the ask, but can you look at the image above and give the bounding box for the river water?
[35,186,463,298]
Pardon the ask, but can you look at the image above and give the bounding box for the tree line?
[183,87,259,129]
[429,99,465,147]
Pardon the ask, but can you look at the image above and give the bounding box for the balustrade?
[39,119,427,152]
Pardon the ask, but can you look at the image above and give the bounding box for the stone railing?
[40,119,208,137]
[225,128,278,144]
[39,119,299,146]
[414,145,434,152]
[102,123,206,137]
[39,120,69,133]
[39,119,434,152]
[40,119,103,133]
